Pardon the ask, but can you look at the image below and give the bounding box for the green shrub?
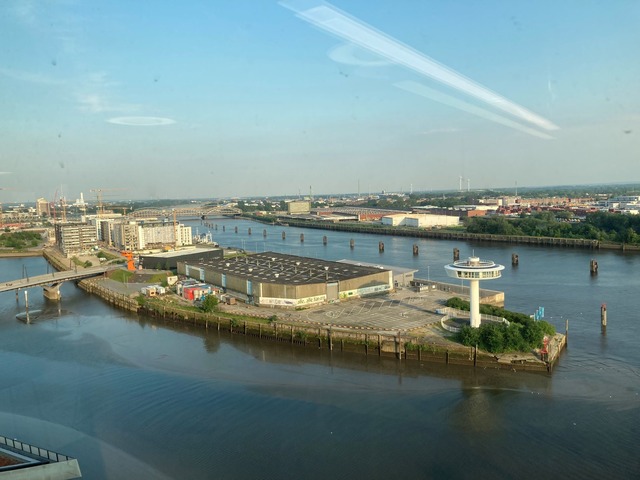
[457,325,480,346]
[200,294,219,313]
[449,296,556,353]
[480,323,505,353]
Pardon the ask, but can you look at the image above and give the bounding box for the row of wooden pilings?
[205,224,602,273]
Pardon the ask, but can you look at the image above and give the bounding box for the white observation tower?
[444,256,504,328]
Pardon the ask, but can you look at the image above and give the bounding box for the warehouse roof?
[141,246,222,259]
[337,259,418,277]
[184,251,390,285]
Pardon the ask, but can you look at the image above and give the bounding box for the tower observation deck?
[444,256,504,328]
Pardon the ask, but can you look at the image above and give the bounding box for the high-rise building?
[54,223,97,256]
[36,197,50,217]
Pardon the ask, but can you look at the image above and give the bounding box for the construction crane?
[60,195,67,223]
[173,208,178,250]
[107,205,129,216]
[120,251,136,271]
[90,188,127,218]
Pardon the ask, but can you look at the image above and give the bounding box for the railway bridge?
[130,205,242,219]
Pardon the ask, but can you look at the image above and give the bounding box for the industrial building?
[381,213,460,228]
[177,251,393,307]
[139,246,223,270]
[287,200,311,214]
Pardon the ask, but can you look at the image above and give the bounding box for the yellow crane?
[90,188,127,218]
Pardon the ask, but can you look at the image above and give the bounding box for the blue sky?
[1,0,639,202]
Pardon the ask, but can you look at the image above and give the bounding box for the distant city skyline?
[1,0,639,202]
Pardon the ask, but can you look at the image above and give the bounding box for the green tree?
[480,323,505,353]
[200,294,219,313]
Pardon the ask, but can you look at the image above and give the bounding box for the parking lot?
[298,288,452,333]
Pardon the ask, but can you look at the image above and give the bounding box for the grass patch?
[96,250,120,261]
[109,269,135,283]
[148,272,170,284]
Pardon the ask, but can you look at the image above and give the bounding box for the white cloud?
[76,93,141,114]
[10,0,37,26]
[0,67,65,85]
[106,116,176,126]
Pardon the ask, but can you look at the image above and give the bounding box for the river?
[1,218,638,479]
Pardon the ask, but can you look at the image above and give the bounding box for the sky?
[1,0,639,202]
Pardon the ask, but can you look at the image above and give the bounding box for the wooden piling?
[453,248,460,261]
[511,253,519,266]
[378,241,384,252]
[601,303,607,333]
[412,244,419,256]
[590,259,598,275]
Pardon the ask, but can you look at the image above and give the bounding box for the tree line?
[465,211,640,244]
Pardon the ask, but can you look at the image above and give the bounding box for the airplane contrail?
[281,1,558,137]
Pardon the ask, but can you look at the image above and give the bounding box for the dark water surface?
[1,220,639,478]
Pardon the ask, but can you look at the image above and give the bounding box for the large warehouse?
[177,251,393,307]
[139,246,223,270]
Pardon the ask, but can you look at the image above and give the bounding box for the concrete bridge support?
[43,283,62,301]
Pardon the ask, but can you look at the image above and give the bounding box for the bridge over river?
[130,204,241,219]
[0,264,118,300]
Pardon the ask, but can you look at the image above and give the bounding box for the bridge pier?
[43,284,62,301]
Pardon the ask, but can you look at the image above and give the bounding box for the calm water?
[1,219,638,479]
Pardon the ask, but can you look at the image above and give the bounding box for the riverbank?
[0,248,44,258]
[39,245,564,372]
[78,272,563,373]
[245,216,640,251]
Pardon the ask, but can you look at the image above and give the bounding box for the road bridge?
[130,205,241,219]
[0,265,119,300]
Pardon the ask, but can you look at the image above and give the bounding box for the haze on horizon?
[1,0,638,203]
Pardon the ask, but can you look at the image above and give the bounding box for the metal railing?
[438,307,508,333]
[0,435,72,463]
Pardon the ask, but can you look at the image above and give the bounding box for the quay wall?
[43,247,70,272]
[266,219,609,250]
[75,277,558,373]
